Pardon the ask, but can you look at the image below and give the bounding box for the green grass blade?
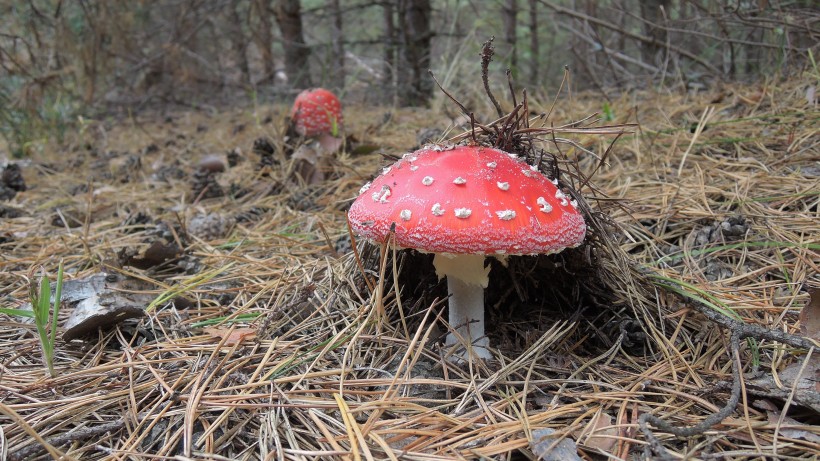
[36,275,51,345]
[648,271,760,366]
[0,308,35,318]
[147,262,235,312]
[656,240,820,265]
[190,313,261,328]
[647,271,740,320]
[51,262,64,344]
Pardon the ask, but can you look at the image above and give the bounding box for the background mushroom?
[289,88,345,184]
[348,145,587,359]
[289,88,344,149]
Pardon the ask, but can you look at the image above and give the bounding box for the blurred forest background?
[1,0,817,157]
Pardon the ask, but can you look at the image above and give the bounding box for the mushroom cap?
[348,145,587,255]
[290,88,343,138]
[197,155,226,173]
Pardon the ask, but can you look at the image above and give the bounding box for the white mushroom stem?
[433,253,492,359]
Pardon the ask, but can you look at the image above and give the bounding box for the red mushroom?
[348,145,587,360]
[290,88,344,138]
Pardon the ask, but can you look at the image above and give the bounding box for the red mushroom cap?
[348,145,586,255]
[290,88,343,138]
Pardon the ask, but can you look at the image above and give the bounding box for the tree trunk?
[229,0,250,85]
[251,0,275,83]
[639,0,671,66]
[528,0,538,84]
[273,0,312,89]
[502,0,517,76]
[328,0,344,90]
[383,1,396,103]
[396,0,432,106]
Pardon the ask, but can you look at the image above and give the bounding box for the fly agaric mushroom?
[290,88,343,139]
[348,145,586,360]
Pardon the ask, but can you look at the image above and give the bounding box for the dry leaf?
[204,327,256,346]
[766,411,820,443]
[291,142,327,185]
[530,428,582,461]
[572,412,618,453]
[122,240,181,270]
[799,286,820,340]
[317,132,343,153]
[749,356,820,412]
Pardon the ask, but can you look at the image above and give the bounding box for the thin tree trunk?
[229,0,250,85]
[503,0,517,76]
[528,0,538,84]
[251,0,275,83]
[273,0,312,89]
[396,0,432,106]
[383,1,396,103]
[639,0,670,66]
[329,0,344,89]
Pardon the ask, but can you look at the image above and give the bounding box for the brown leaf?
[766,411,820,443]
[203,327,256,346]
[122,240,181,270]
[317,132,343,153]
[530,428,582,461]
[572,412,618,453]
[799,287,820,340]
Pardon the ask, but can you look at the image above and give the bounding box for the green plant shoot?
[0,263,64,377]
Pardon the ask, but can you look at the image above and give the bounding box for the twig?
[638,286,818,457]
[481,37,504,118]
[9,420,126,461]
[506,68,517,107]
[640,332,743,458]
[537,0,722,76]
[427,69,470,117]
[687,296,818,350]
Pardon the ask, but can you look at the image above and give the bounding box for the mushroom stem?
[433,253,492,359]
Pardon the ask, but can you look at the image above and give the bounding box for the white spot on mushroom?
[495,249,507,255]
[422,176,434,186]
[522,169,533,177]
[382,166,392,175]
[400,209,412,221]
[537,197,553,213]
[497,181,510,191]
[550,178,558,186]
[555,189,569,206]
[453,177,467,185]
[487,161,497,168]
[410,165,419,171]
[530,165,538,171]
[496,210,516,220]
[359,182,371,194]
[454,208,472,218]
[431,203,445,216]
[372,185,391,203]
[570,199,578,208]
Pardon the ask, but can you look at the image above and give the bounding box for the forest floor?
[1,73,819,460]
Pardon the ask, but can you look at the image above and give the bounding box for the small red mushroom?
[290,88,344,138]
[348,145,587,360]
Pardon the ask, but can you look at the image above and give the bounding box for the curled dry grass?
[0,74,818,460]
